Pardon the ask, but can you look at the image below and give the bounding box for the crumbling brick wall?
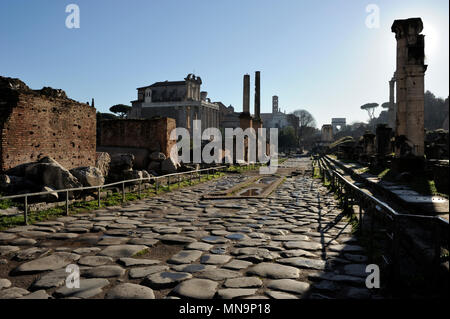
[99,118,176,158]
[0,76,96,172]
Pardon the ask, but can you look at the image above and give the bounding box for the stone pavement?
[0,158,379,299]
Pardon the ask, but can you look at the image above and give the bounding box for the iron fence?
[0,166,227,225]
[313,156,449,295]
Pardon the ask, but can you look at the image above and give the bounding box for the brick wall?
[99,118,176,158]
[0,77,96,172]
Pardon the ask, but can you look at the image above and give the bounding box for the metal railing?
[313,156,449,295]
[0,166,227,225]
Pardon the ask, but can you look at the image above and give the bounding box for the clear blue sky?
[1,0,448,127]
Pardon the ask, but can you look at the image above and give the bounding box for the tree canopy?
[292,109,316,129]
[109,104,131,118]
[360,102,379,121]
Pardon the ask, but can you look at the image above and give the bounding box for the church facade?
[128,74,220,133]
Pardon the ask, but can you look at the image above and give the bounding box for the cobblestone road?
[0,158,379,299]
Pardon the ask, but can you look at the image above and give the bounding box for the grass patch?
[0,198,15,210]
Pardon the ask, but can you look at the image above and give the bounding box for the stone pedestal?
[376,124,393,156]
[364,132,376,155]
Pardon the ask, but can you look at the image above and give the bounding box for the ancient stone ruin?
[98,117,177,174]
[391,18,427,158]
[0,76,96,171]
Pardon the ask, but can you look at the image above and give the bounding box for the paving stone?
[99,245,149,258]
[118,257,160,267]
[97,237,129,246]
[278,257,327,270]
[210,247,227,255]
[186,242,213,251]
[281,249,317,258]
[127,238,159,246]
[152,226,182,234]
[201,236,229,244]
[158,235,196,244]
[225,233,249,241]
[234,239,266,247]
[82,265,125,278]
[12,252,80,274]
[72,247,101,255]
[54,278,110,298]
[0,245,20,256]
[47,233,79,240]
[143,271,192,289]
[18,290,51,299]
[64,228,90,234]
[283,241,322,250]
[196,268,241,281]
[246,262,300,279]
[168,250,203,264]
[224,277,263,288]
[223,260,253,270]
[272,234,310,241]
[217,288,258,299]
[200,254,231,265]
[9,238,37,246]
[129,265,170,279]
[105,283,155,299]
[0,287,30,299]
[14,247,50,261]
[267,279,310,294]
[171,264,216,273]
[171,278,218,299]
[265,290,299,299]
[31,268,69,290]
[0,233,17,241]
[78,256,114,267]
[242,295,270,299]
[0,278,12,290]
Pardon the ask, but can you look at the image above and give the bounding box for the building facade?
[128,74,220,133]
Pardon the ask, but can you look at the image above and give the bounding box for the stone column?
[388,75,396,129]
[391,18,427,157]
[240,74,253,163]
[254,71,261,120]
[243,74,250,115]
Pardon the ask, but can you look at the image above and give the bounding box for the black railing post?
[139,180,142,199]
[66,190,69,216]
[24,195,28,225]
[98,186,101,207]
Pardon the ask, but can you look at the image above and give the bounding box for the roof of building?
[137,80,187,90]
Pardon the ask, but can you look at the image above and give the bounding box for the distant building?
[215,102,240,129]
[128,74,220,133]
[260,96,298,133]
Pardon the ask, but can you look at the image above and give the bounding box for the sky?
[1,0,448,128]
